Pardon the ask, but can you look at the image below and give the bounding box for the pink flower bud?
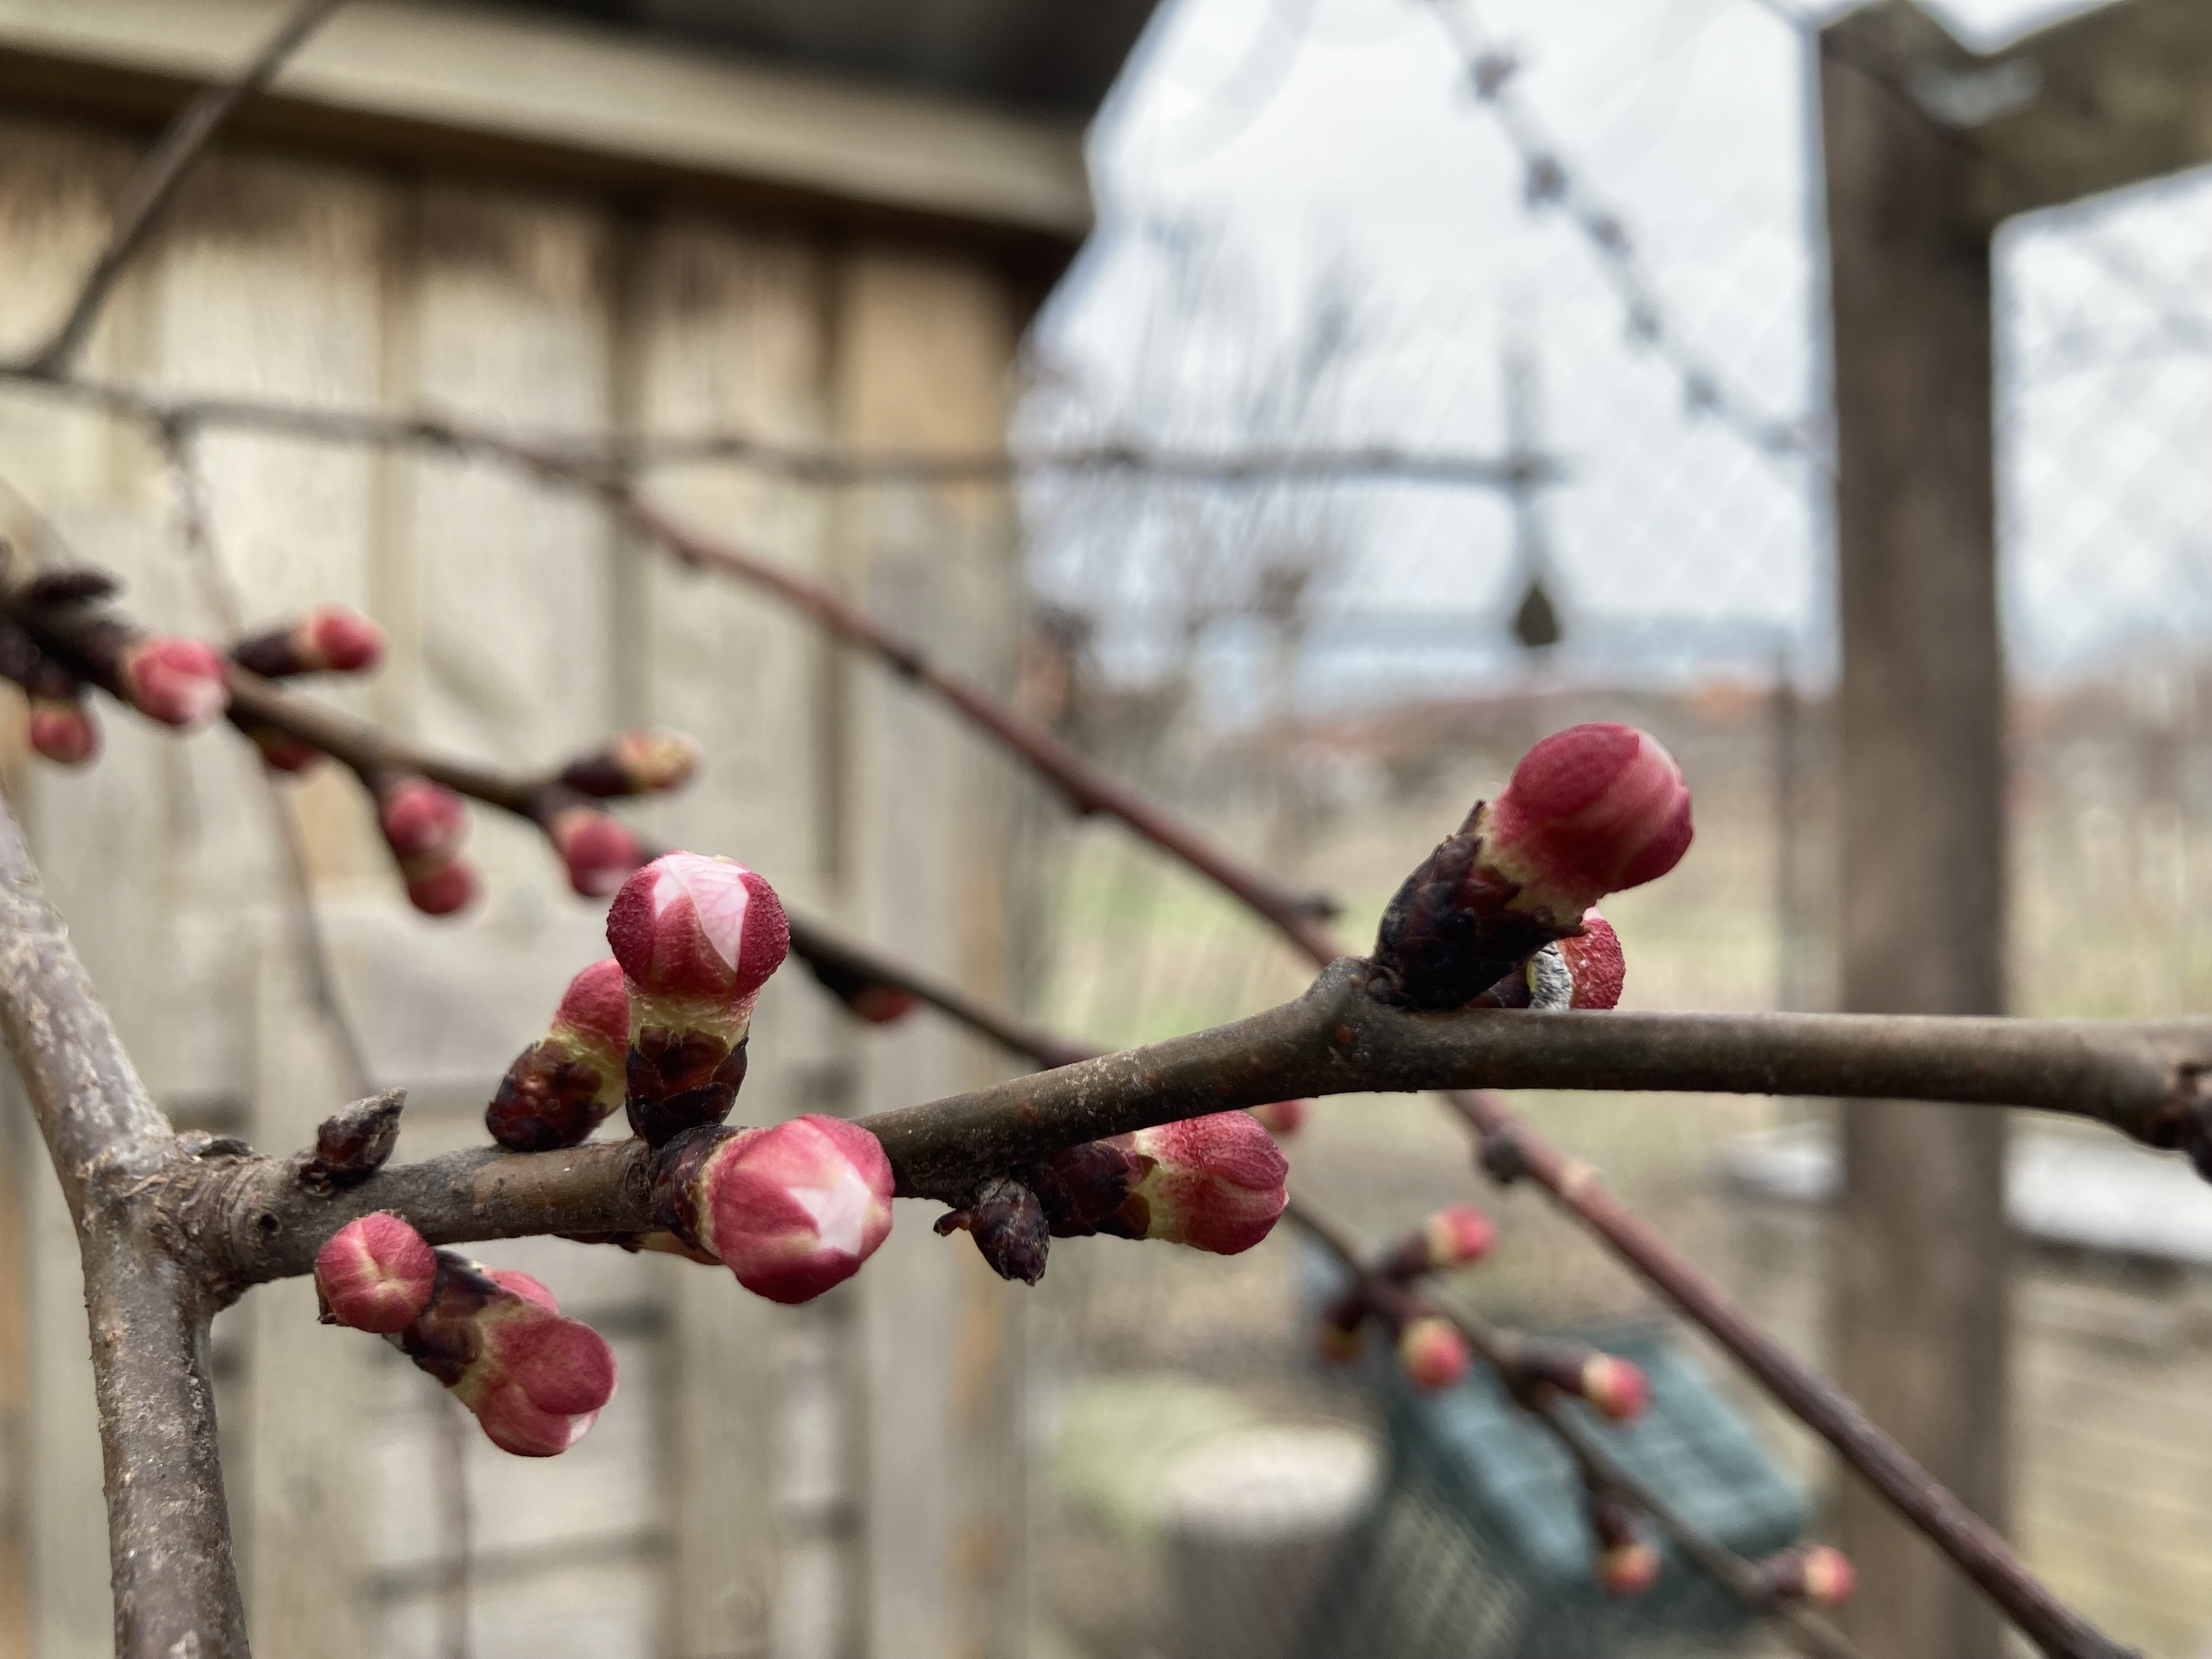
[1589,1491,1660,1595]
[560,728,704,797]
[1396,1315,1472,1390]
[302,605,386,673]
[246,723,320,773]
[1481,724,1692,927]
[661,1116,896,1304]
[549,804,643,899]
[1580,1353,1649,1422]
[314,1212,436,1334]
[1111,1113,1288,1255]
[1511,1338,1650,1421]
[119,635,229,729]
[404,857,479,917]
[1596,1539,1662,1597]
[1759,1544,1855,1608]
[395,1252,617,1458]
[611,854,789,1144]
[608,853,789,1017]
[487,958,631,1152]
[1250,1098,1308,1137]
[27,696,99,765]
[1421,1204,1497,1270]
[234,607,387,678]
[1556,910,1625,1009]
[377,775,469,863]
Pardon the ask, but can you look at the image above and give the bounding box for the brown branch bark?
[0,793,248,1657]
[14,0,349,378]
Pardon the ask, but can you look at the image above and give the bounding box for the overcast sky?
[1023,0,2212,712]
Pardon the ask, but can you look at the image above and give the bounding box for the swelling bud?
[119,635,229,728]
[487,958,630,1151]
[652,1115,895,1304]
[559,728,703,798]
[396,1251,617,1457]
[547,802,644,899]
[1481,724,1691,929]
[314,1212,436,1334]
[1395,1314,1473,1391]
[27,696,98,765]
[608,853,789,1144]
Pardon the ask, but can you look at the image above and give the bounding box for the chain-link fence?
[1009,5,2212,1651]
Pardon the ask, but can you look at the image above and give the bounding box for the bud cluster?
[373,771,478,917]
[609,853,789,1145]
[1313,1208,1495,1391]
[315,1214,617,1457]
[1369,724,1688,1011]
[650,1114,896,1303]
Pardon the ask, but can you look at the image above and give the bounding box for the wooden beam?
[0,0,1092,280]
[1946,0,2212,225]
[1821,8,2012,1659]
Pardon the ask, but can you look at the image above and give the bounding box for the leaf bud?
[933,1173,1050,1284]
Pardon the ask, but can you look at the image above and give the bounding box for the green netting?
[1299,1325,1808,1659]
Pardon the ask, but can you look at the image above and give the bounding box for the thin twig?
[17,0,350,377]
[1285,1198,1865,1659]
[160,421,376,1097]
[0,368,1546,492]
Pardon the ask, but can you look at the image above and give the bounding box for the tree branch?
[1285,1199,1867,1659]
[0,370,1545,492]
[0,792,247,1657]
[15,0,349,378]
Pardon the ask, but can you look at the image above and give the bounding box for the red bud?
[1596,1539,1662,1597]
[302,605,386,673]
[27,697,99,765]
[1111,1112,1288,1255]
[1396,1314,1472,1390]
[1556,910,1625,1009]
[681,1115,896,1304]
[549,804,644,899]
[1580,1353,1649,1422]
[1421,1204,1497,1269]
[315,1212,437,1334]
[1482,724,1692,927]
[404,857,479,917]
[607,852,789,1019]
[1250,1098,1308,1137]
[1759,1544,1855,1608]
[120,635,229,728]
[486,958,631,1152]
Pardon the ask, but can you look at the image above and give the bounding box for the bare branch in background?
[0,790,248,1656]
[16,0,350,377]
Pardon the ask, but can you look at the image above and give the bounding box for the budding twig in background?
[1369,723,1690,1010]
[557,727,702,798]
[607,851,789,1146]
[650,1114,895,1302]
[1589,1486,1662,1596]
[486,958,630,1152]
[1502,1333,1651,1423]
[1757,1545,1858,1610]
[231,603,387,678]
[371,770,479,917]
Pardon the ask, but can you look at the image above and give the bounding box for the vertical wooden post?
[1821,12,2010,1659]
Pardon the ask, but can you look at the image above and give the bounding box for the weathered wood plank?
[1968,0,2212,225]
